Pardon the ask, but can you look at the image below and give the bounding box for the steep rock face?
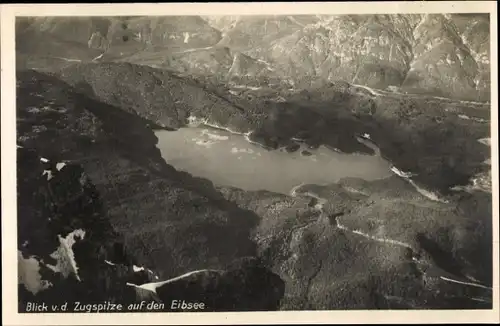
[16,16,221,59]
[102,16,221,60]
[240,15,415,90]
[17,146,154,310]
[212,14,489,101]
[17,14,490,101]
[401,14,479,99]
[17,72,161,308]
[226,52,273,83]
[16,70,284,311]
[215,16,312,53]
[450,14,491,102]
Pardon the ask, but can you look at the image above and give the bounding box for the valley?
[13,14,493,312]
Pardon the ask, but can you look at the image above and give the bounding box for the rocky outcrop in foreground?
[17,70,284,312]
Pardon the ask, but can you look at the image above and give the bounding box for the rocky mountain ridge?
[16,14,490,101]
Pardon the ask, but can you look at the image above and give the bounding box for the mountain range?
[16,14,490,101]
[15,15,493,311]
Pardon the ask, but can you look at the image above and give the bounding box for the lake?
[155,126,393,195]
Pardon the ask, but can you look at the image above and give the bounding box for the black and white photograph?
[1,2,499,325]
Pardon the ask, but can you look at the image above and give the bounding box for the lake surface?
[155,126,393,194]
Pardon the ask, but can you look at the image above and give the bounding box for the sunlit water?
[155,126,393,194]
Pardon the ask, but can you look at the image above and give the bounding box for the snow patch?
[478,138,490,146]
[40,157,49,163]
[127,269,220,294]
[440,276,492,290]
[51,56,82,63]
[133,265,145,272]
[104,260,115,266]
[18,251,52,295]
[289,183,306,197]
[351,83,380,96]
[390,166,414,178]
[408,179,449,203]
[390,166,447,203]
[56,162,67,171]
[231,85,262,91]
[92,53,104,62]
[42,170,53,181]
[335,218,413,249]
[46,229,86,281]
[27,107,42,113]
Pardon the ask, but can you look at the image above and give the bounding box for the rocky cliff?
[16,70,285,312]
[17,14,490,101]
